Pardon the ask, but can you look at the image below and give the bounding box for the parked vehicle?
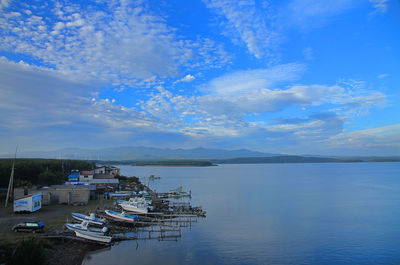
[12,221,44,233]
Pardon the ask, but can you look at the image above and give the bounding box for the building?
[67,170,80,182]
[41,185,90,205]
[94,166,120,176]
[79,170,94,182]
[13,193,42,213]
[90,178,119,188]
[14,185,90,206]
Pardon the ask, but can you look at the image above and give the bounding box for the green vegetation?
[6,238,51,265]
[0,159,95,188]
[117,175,140,184]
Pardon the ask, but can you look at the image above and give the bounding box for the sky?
[0,0,399,156]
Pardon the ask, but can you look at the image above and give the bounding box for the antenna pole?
[5,147,17,208]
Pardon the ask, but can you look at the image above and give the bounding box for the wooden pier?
[60,184,206,245]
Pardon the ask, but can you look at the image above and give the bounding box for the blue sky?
[0,0,399,156]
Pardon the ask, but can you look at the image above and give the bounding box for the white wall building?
[79,171,94,182]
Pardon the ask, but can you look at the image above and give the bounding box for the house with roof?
[94,166,120,176]
[79,170,94,182]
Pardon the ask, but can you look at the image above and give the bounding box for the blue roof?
[68,173,79,179]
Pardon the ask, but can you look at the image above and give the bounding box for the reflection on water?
[83,163,400,265]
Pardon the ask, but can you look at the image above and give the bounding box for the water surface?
[83,163,400,265]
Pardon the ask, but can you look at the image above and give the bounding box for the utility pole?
[5,147,17,208]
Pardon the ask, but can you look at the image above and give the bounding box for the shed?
[41,185,90,205]
[13,193,42,213]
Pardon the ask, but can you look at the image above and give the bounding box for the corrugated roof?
[94,174,114,179]
[91,179,119,184]
[80,171,93,175]
[44,185,90,190]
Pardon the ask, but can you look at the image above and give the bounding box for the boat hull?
[65,223,105,235]
[105,210,138,222]
[119,203,148,214]
[71,213,104,226]
[74,230,112,243]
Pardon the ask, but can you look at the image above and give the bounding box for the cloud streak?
[203,0,278,59]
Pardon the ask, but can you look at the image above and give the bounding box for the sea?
[82,163,400,265]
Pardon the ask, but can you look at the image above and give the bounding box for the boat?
[109,192,131,198]
[168,186,191,197]
[74,230,112,244]
[65,220,108,235]
[118,197,152,214]
[104,209,138,223]
[71,212,104,226]
[66,220,112,243]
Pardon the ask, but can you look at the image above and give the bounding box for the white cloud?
[203,0,278,59]
[203,63,305,95]
[0,57,393,155]
[0,0,229,87]
[322,124,400,155]
[302,47,313,60]
[0,0,11,11]
[285,0,357,30]
[174,74,196,84]
[369,0,389,13]
[378,73,389,79]
[0,58,178,150]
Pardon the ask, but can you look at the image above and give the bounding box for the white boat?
[74,230,112,244]
[119,202,149,214]
[66,220,108,235]
[71,212,104,226]
[109,192,131,198]
[168,186,191,197]
[66,220,112,243]
[105,209,138,223]
[118,197,152,214]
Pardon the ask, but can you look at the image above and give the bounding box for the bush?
[7,238,50,265]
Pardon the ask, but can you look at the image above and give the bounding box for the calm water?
[83,163,400,265]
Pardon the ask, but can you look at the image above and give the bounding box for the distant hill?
[0,146,279,161]
[210,156,363,164]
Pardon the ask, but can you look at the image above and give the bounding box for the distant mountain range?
[0,146,280,161]
[1,147,399,164]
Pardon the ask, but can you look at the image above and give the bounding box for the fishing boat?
[118,197,152,214]
[66,220,112,243]
[168,186,191,197]
[105,209,138,223]
[71,212,104,226]
[66,220,108,235]
[74,230,112,244]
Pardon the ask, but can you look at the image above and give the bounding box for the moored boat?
[105,209,138,223]
[168,186,191,197]
[74,230,112,244]
[65,220,108,235]
[71,212,104,226]
[118,197,152,214]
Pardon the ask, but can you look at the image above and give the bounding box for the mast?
[5,147,17,208]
